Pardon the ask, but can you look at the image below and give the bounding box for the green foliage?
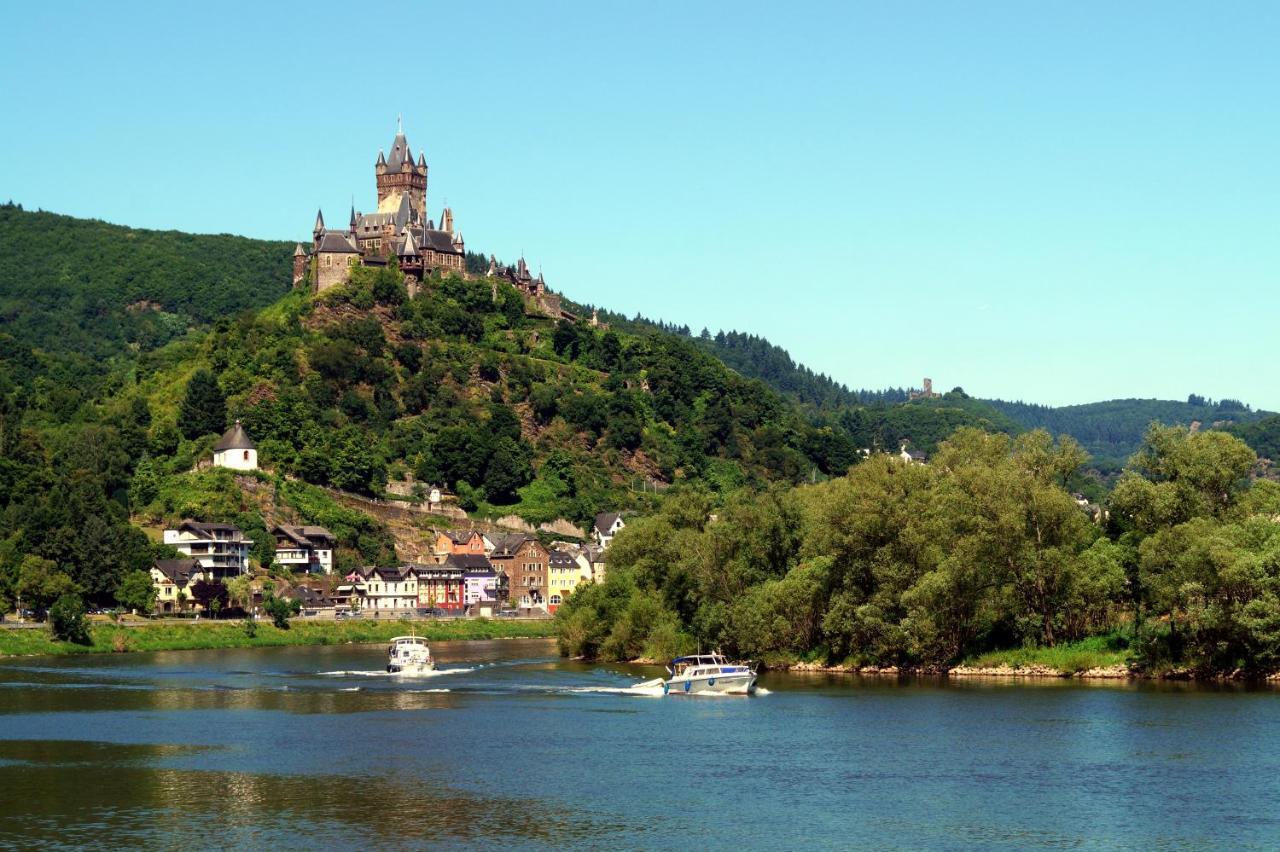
[262,593,302,629]
[988,397,1270,466]
[178,369,227,439]
[115,570,157,614]
[49,593,91,644]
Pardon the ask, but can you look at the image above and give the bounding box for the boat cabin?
[669,654,739,677]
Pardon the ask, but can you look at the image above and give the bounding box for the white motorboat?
[386,635,435,675]
[635,653,757,696]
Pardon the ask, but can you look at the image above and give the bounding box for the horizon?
[3,2,1278,410]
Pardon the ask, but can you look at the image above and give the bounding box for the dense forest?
[558,425,1280,675]
[986,397,1271,467]
[581,300,1276,469]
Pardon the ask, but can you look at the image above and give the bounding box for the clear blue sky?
[3,2,1278,409]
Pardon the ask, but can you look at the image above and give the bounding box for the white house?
[593,512,625,550]
[163,520,253,577]
[272,525,336,574]
[340,566,419,612]
[213,421,258,471]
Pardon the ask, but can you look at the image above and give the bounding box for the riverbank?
[0,618,558,658]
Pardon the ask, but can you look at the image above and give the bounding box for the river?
[1,638,1278,849]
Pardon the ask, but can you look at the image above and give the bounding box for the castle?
[293,120,566,318]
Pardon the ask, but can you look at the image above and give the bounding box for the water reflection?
[0,739,631,848]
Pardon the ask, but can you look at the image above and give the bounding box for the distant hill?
[1226,415,1280,464]
[985,397,1272,467]
[0,203,291,394]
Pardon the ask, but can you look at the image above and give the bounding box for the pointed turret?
[313,209,325,242]
[399,228,420,257]
[440,207,454,234]
[294,243,306,257]
[486,254,498,277]
[452,231,464,252]
[349,203,357,232]
[393,192,413,228]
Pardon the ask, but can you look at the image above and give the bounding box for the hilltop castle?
[293,121,565,317]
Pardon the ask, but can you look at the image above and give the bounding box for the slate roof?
[214,420,255,452]
[548,550,576,567]
[177,520,244,538]
[594,512,623,536]
[419,228,460,253]
[154,558,202,585]
[273,525,335,546]
[316,231,359,253]
[386,132,413,171]
[442,530,479,545]
[444,553,493,572]
[490,534,535,557]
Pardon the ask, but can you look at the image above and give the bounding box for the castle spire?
[349,199,357,231]
[313,208,325,238]
[397,113,403,135]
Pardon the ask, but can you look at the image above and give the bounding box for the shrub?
[49,594,91,645]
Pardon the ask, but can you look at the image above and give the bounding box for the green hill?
[1226,415,1280,464]
[0,205,1147,608]
[984,397,1271,467]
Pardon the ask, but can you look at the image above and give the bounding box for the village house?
[575,543,608,585]
[150,558,204,614]
[271,525,336,574]
[212,421,257,471]
[547,549,590,613]
[593,512,625,550]
[433,529,487,562]
[449,553,504,612]
[341,566,419,612]
[899,443,928,465]
[163,520,252,577]
[489,534,549,611]
[413,562,466,612]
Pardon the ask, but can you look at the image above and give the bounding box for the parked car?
[335,610,362,620]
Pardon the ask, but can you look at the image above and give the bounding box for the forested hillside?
[0,203,291,392]
[985,397,1271,467]
[1227,416,1280,464]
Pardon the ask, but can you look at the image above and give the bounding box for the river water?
[1,638,1278,849]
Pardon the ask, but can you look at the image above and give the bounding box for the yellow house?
[151,559,205,614]
[547,550,590,613]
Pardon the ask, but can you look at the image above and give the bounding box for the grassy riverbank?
[0,618,558,658]
[959,633,1134,673]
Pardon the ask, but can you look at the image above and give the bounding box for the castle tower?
[375,118,428,223]
[292,244,308,287]
[312,208,325,244]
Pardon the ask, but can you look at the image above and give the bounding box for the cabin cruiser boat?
[635,653,757,695]
[386,635,435,675]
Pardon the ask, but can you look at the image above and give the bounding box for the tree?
[15,556,77,614]
[49,593,90,644]
[178,369,227,439]
[189,578,229,615]
[484,438,533,504]
[262,593,301,629]
[115,570,157,615]
[225,574,254,613]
